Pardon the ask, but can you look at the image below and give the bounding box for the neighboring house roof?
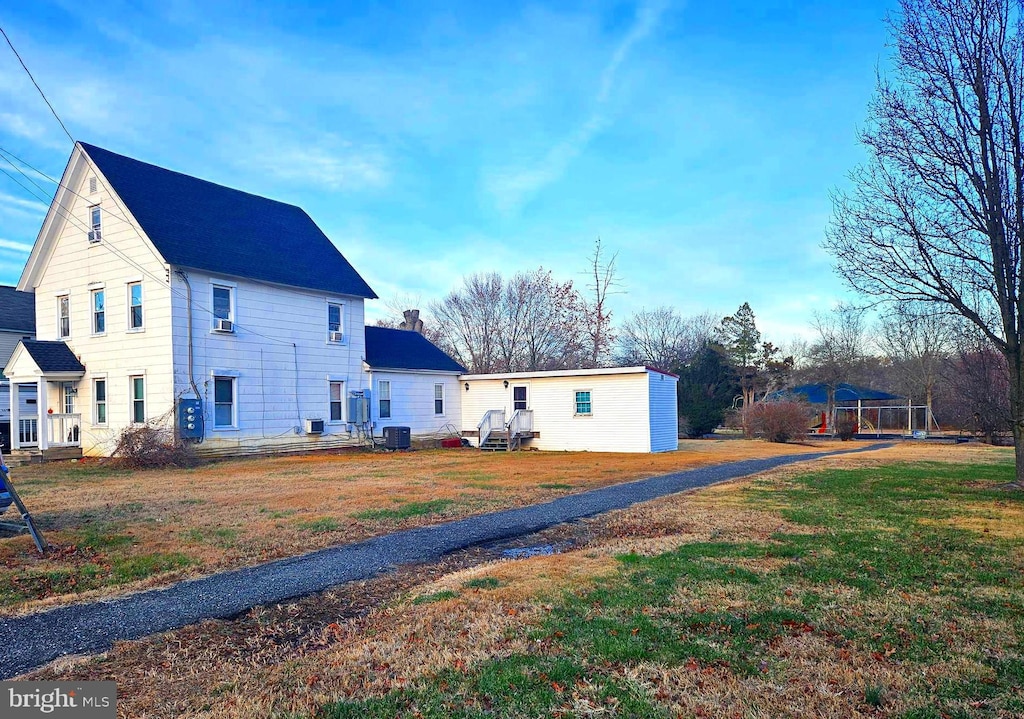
[364,326,466,372]
[0,286,35,333]
[20,340,85,373]
[78,142,377,299]
[778,383,902,404]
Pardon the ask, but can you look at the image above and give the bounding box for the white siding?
[170,270,370,453]
[27,158,174,456]
[369,370,462,439]
[647,369,679,453]
[461,372,652,452]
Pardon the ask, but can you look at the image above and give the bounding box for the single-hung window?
[328,303,343,341]
[57,295,70,338]
[378,380,391,419]
[130,375,145,424]
[128,282,143,329]
[574,390,592,416]
[92,289,105,334]
[213,285,233,321]
[214,377,235,428]
[88,205,102,242]
[94,378,107,425]
[434,383,444,415]
[330,381,344,422]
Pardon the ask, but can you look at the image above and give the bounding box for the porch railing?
[505,409,534,451]
[47,413,81,448]
[478,409,506,448]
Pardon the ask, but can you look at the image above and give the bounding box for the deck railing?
[18,418,37,446]
[505,409,534,451]
[478,409,506,448]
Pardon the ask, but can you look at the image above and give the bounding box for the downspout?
[175,270,201,400]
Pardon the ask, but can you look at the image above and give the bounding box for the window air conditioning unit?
[87,230,101,243]
[329,331,343,342]
[305,418,325,435]
[214,318,234,333]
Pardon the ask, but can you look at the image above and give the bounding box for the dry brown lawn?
[1,439,837,613]
[20,441,1019,719]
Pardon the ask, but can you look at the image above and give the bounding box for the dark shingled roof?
[364,326,466,373]
[0,286,35,333]
[21,340,85,373]
[79,143,377,299]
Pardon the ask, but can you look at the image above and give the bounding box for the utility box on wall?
[348,391,369,424]
[178,398,203,440]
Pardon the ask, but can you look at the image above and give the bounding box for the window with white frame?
[212,285,234,326]
[88,205,102,242]
[128,282,143,329]
[130,375,145,424]
[378,380,391,419]
[574,390,592,416]
[94,378,107,425]
[214,376,235,428]
[329,381,344,422]
[57,294,70,338]
[91,289,105,334]
[327,302,343,342]
[63,382,75,414]
[434,383,444,415]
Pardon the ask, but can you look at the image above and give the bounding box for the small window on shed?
[574,390,592,416]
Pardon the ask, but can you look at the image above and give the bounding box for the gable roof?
[364,326,466,373]
[78,143,377,299]
[0,286,34,333]
[20,340,85,373]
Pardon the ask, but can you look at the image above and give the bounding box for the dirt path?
[0,442,893,679]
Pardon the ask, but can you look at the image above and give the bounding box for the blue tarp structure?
[774,383,903,404]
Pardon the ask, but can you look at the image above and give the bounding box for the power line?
[0,25,74,144]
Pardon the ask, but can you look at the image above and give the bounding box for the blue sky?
[0,0,895,342]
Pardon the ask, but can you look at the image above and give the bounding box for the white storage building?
[460,366,678,453]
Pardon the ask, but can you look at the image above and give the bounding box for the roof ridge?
[78,142,301,212]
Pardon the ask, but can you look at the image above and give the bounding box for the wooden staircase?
[476,409,535,452]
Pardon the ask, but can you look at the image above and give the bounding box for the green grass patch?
[320,459,1024,717]
[297,517,341,532]
[352,499,455,521]
[412,590,460,605]
[463,577,503,590]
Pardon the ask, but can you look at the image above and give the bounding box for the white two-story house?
[4,142,460,458]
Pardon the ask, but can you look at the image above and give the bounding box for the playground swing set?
[0,446,46,553]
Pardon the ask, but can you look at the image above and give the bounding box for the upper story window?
[128,282,143,330]
[91,289,105,334]
[212,285,235,332]
[327,302,343,342]
[57,294,70,338]
[88,205,102,243]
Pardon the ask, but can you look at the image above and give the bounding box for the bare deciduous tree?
[876,304,956,418]
[808,304,868,420]
[582,238,623,368]
[824,0,1024,486]
[616,308,717,371]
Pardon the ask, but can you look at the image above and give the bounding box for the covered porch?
[4,340,86,460]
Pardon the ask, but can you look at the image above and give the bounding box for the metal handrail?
[477,409,505,447]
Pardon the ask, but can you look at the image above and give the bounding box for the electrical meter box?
[348,391,369,424]
[178,398,203,439]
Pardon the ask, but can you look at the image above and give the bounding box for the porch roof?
[7,340,85,377]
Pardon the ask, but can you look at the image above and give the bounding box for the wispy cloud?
[240,138,390,192]
[0,190,47,216]
[0,237,34,253]
[485,0,669,214]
